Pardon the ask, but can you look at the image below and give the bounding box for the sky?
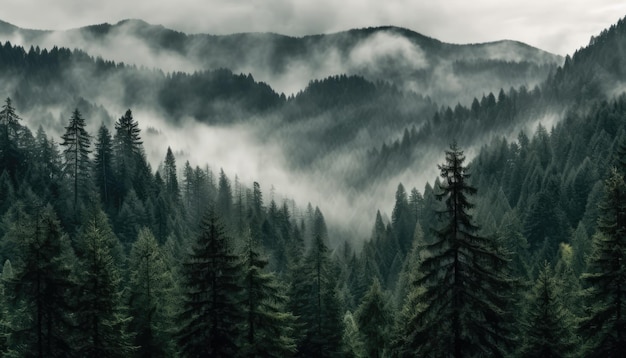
[2,0,625,56]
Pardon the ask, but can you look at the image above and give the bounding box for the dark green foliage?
[355,279,391,358]
[128,227,178,357]
[392,183,414,258]
[177,207,243,357]
[579,168,626,356]
[216,169,233,222]
[93,124,115,211]
[60,108,92,213]
[162,147,179,202]
[1,15,626,357]
[0,98,24,182]
[414,143,513,357]
[5,204,77,357]
[241,234,296,357]
[113,109,143,205]
[341,311,365,358]
[74,204,134,356]
[518,262,577,358]
[290,208,343,357]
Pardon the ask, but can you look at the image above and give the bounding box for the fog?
[0,20,573,247]
[2,22,560,106]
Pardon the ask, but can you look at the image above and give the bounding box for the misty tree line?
[0,87,625,357]
[1,16,626,358]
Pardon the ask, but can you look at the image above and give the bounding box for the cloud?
[348,31,429,70]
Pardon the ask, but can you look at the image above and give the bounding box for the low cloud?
[348,31,429,71]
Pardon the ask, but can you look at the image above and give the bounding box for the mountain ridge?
[0,17,561,104]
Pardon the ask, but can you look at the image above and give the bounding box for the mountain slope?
[0,19,562,104]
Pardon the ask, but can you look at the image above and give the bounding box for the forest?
[0,11,626,358]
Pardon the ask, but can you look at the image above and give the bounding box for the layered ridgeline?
[0,19,564,239]
[0,13,625,358]
[0,18,560,103]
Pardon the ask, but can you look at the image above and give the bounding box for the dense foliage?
[1,12,626,358]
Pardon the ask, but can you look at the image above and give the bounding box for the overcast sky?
[3,0,625,56]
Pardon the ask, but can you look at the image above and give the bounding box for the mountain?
[0,17,606,241]
[0,19,561,105]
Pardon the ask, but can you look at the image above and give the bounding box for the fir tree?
[177,207,243,357]
[113,109,142,205]
[292,208,343,357]
[0,98,23,181]
[414,143,513,357]
[74,204,134,356]
[355,279,391,358]
[93,124,115,211]
[60,108,91,212]
[5,204,77,357]
[241,232,296,357]
[580,168,626,356]
[342,311,365,358]
[162,147,179,202]
[519,262,577,358]
[216,168,233,222]
[128,227,177,357]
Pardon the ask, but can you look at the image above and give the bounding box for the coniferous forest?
[1,10,626,358]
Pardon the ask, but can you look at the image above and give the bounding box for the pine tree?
[241,233,296,357]
[162,147,180,202]
[355,279,391,358]
[392,225,427,357]
[519,262,577,358]
[128,227,177,356]
[580,168,626,356]
[292,207,343,357]
[60,108,92,212]
[0,259,12,352]
[113,109,143,205]
[0,98,23,180]
[93,124,115,211]
[177,207,243,357]
[392,183,413,255]
[342,311,365,358]
[74,204,134,356]
[5,204,77,357]
[414,143,513,357]
[216,168,233,222]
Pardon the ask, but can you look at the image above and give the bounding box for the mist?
[0,19,573,248]
[2,22,561,107]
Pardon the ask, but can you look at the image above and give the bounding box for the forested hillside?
[0,13,625,358]
[0,19,560,104]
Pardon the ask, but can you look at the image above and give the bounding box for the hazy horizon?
[3,1,625,56]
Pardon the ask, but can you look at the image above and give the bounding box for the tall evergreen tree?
[177,207,243,357]
[355,279,391,358]
[414,143,513,357]
[93,124,115,211]
[241,233,296,357]
[128,227,177,357]
[113,109,142,205]
[291,207,343,357]
[519,262,577,358]
[392,183,413,254]
[342,311,365,358]
[580,168,626,356]
[0,98,23,181]
[60,108,91,212]
[162,147,180,202]
[216,168,233,222]
[5,204,77,357]
[74,204,134,356]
